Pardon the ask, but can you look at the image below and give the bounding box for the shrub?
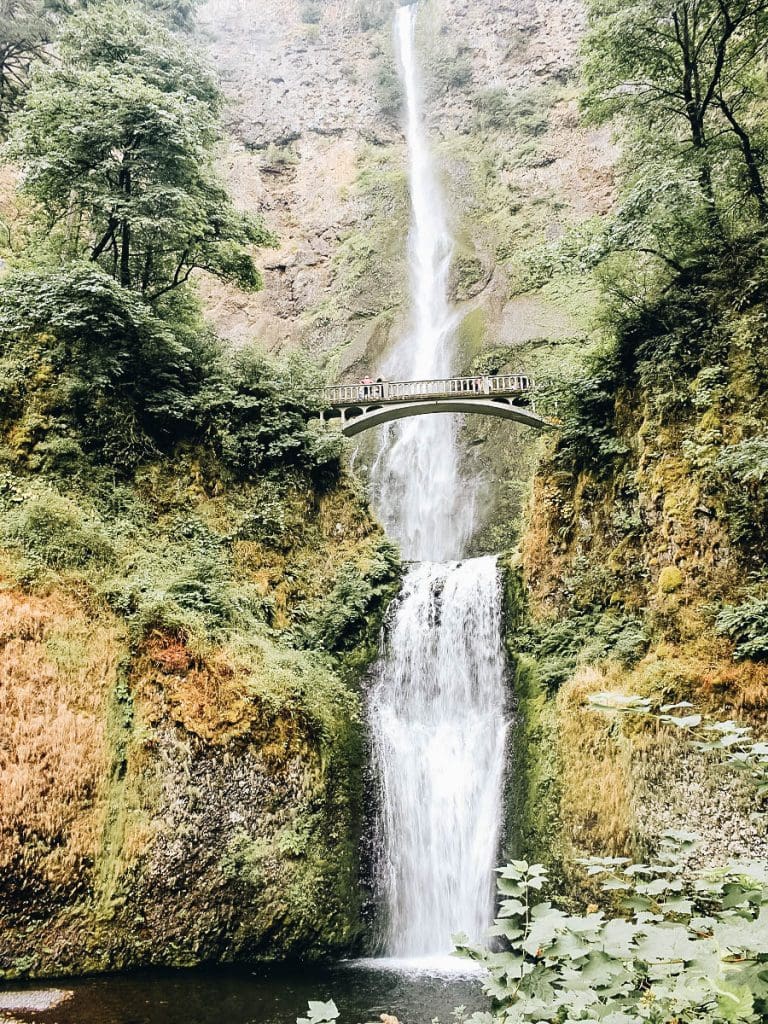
[435,53,473,90]
[522,610,649,693]
[295,540,400,654]
[0,266,341,480]
[4,493,115,571]
[0,265,211,465]
[473,86,516,129]
[206,350,342,479]
[545,349,629,476]
[300,2,322,24]
[377,63,403,117]
[456,847,768,1024]
[717,438,768,559]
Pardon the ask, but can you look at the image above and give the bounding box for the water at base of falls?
[368,558,509,957]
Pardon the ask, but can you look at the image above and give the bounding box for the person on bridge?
[359,376,373,399]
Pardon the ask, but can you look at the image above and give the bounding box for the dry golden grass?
[0,580,123,892]
[697,656,768,719]
[135,630,253,744]
[557,666,636,856]
[521,473,573,614]
[556,641,768,859]
[626,638,768,721]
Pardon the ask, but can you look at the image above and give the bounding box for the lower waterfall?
[368,558,509,957]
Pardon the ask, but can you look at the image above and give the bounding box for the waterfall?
[369,3,473,562]
[365,5,509,960]
[369,559,508,957]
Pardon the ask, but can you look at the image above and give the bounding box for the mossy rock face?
[456,306,488,365]
[0,457,400,979]
[500,558,566,877]
[658,565,683,594]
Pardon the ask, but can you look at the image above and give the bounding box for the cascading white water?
[366,5,509,960]
[369,3,473,562]
[369,559,508,957]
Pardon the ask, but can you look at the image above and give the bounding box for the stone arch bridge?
[319,374,550,437]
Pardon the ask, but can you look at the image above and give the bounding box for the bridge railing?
[322,373,533,407]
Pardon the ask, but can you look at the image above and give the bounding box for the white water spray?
[369,559,508,956]
[367,5,509,959]
[369,4,473,562]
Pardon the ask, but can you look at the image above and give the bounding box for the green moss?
[456,307,488,366]
[501,560,565,876]
[504,654,565,875]
[316,151,408,331]
[659,565,683,594]
[4,491,115,571]
[0,442,398,976]
[455,253,487,295]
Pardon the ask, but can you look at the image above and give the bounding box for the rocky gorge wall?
[195,0,617,546]
[0,458,399,979]
[190,0,766,897]
[2,0,764,978]
[502,272,768,885]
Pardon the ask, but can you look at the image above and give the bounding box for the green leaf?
[300,1000,339,1024]
[715,981,754,1022]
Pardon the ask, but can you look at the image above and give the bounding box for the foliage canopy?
[7,2,274,298]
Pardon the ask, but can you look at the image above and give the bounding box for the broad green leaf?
[715,981,754,1022]
[660,713,702,728]
[305,1000,339,1024]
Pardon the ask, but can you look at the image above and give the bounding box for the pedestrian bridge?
[319,373,550,437]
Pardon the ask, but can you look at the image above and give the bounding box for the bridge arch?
[333,398,550,437]
[318,374,552,438]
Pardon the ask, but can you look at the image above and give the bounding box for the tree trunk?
[120,220,131,288]
[119,165,132,288]
[718,98,768,221]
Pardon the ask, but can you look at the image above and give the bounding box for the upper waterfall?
[369,3,474,562]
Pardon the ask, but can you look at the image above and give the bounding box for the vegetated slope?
[0,264,399,978]
[0,275,399,977]
[0,446,397,978]
[505,0,768,881]
[0,1,399,979]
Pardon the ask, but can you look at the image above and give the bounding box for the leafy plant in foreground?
[455,846,768,1024]
[305,697,767,1023]
[297,1002,340,1024]
[297,1000,387,1024]
[303,841,768,1024]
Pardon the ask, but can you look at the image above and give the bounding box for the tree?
[584,0,768,243]
[7,1,275,299]
[0,0,55,137]
[0,265,212,464]
[47,0,202,29]
[0,0,199,138]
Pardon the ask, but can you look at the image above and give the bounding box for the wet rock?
[0,991,73,1012]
